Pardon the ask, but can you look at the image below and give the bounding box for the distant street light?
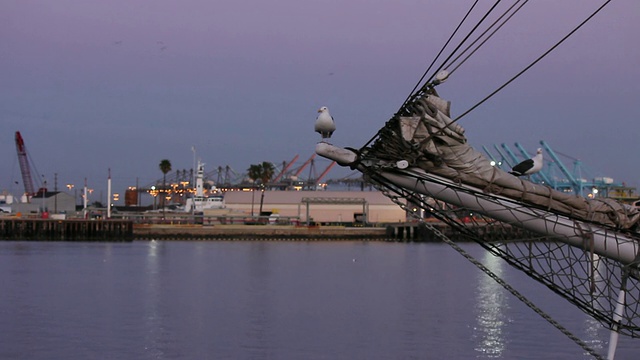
[67,184,76,206]
[151,186,157,210]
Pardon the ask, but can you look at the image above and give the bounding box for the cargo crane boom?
[294,154,316,177]
[15,132,35,196]
[273,154,299,182]
[316,161,336,185]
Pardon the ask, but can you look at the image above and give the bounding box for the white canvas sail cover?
[381,93,640,230]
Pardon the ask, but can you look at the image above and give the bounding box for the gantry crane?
[484,140,635,199]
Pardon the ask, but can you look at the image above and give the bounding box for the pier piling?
[0,219,134,242]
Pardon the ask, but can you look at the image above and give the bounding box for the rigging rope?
[422,220,607,360]
[366,169,607,359]
[362,0,614,151]
[446,0,529,76]
[451,0,612,124]
[363,0,501,150]
[401,0,504,111]
[399,0,481,110]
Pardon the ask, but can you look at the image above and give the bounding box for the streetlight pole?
[54,173,58,213]
[83,177,88,218]
[251,186,255,217]
[151,186,156,210]
[66,184,75,207]
[41,177,47,215]
[107,168,112,219]
[191,146,196,216]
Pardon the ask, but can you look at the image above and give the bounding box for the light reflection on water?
[473,250,508,358]
[0,240,638,359]
[144,240,166,359]
[583,253,608,356]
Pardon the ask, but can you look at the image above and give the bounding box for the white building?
[218,190,406,224]
[11,191,76,215]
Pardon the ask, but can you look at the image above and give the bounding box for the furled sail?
[366,92,640,231]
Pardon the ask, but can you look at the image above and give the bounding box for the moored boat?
[183,160,225,212]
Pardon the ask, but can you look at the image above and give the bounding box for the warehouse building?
[11,191,76,216]
[217,190,406,224]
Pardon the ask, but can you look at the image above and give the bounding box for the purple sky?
[1,0,639,203]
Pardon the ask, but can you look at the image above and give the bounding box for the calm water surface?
[0,240,638,359]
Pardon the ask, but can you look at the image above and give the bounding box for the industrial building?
[217,190,407,224]
[11,191,76,216]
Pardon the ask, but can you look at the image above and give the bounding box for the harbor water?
[0,240,638,359]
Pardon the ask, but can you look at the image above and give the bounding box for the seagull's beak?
[317,109,322,113]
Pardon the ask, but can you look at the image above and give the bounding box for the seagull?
[314,106,336,139]
[509,148,543,177]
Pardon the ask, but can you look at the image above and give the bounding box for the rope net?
[355,91,640,338]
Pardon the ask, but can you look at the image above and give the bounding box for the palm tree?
[259,161,275,185]
[247,161,275,215]
[159,159,172,219]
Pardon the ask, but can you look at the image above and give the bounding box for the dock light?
[490,161,496,166]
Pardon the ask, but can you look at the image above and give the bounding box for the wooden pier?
[385,221,535,242]
[1,218,531,243]
[386,222,460,242]
[0,218,134,242]
[132,224,390,241]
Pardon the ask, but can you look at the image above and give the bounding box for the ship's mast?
[195,161,204,197]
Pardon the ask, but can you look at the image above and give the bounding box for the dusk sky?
[2,0,638,203]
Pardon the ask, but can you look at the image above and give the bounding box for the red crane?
[316,161,336,185]
[294,154,316,177]
[15,131,36,196]
[272,154,299,183]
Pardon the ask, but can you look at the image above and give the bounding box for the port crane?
[272,155,299,183]
[482,140,637,200]
[14,131,37,199]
